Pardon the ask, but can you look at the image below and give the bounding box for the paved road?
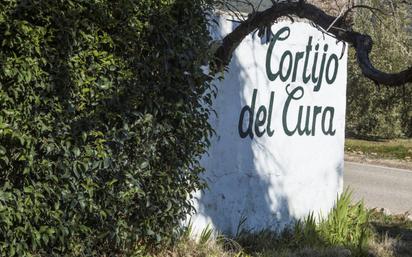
[344,161,412,214]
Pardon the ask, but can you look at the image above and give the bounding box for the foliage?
[236,189,371,257]
[292,190,371,256]
[316,190,371,255]
[154,208,412,257]
[0,0,215,255]
[199,224,214,246]
[159,190,374,256]
[346,0,412,138]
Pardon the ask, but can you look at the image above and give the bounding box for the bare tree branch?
[213,1,412,86]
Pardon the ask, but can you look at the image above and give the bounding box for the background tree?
[347,0,412,138]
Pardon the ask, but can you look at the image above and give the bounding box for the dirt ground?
[345,153,412,170]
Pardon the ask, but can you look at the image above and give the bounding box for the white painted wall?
[189,15,347,236]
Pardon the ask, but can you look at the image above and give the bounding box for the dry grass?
[369,210,412,257]
[154,240,233,257]
[153,240,355,257]
[148,209,412,257]
[151,234,407,257]
[368,234,397,257]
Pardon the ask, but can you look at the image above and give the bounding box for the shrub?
[292,190,371,255]
[0,0,215,255]
[316,190,371,254]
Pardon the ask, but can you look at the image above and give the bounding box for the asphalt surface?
[344,161,412,214]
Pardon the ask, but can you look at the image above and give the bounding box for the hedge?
[0,0,215,255]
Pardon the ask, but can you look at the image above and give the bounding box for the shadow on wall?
[193,16,347,237]
[195,17,293,236]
